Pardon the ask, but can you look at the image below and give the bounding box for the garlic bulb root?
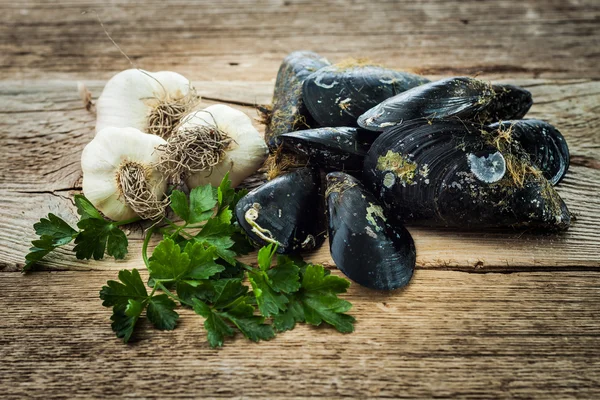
[156,124,232,183]
[144,87,199,139]
[116,161,169,220]
[182,105,269,188]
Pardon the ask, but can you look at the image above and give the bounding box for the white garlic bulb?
[95,69,198,139]
[173,104,268,188]
[82,127,168,221]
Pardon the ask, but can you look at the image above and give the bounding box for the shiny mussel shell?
[279,127,375,171]
[235,168,325,253]
[326,172,416,290]
[358,77,532,132]
[363,119,570,230]
[488,119,569,185]
[265,51,331,143]
[302,64,430,127]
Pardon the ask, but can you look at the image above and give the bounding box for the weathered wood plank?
[1,270,599,399]
[1,79,598,272]
[1,0,599,80]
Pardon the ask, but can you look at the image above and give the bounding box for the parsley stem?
[156,282,190,306]
[113,216,142,226]
[142,226,155,269]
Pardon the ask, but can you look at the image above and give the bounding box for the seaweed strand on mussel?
[363,119,570,230]
[357,77,533,132]
[487,119,570,185]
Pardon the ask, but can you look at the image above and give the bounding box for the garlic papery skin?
[95,69,198,139]
[82,127,168,221]
[180,104,269,188]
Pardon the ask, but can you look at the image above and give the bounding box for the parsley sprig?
[25,173,355,347]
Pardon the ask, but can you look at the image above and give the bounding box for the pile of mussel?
[236,51,571,291]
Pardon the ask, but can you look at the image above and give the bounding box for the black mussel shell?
[326,172,416,290]
[265,51,331,143]
[363,119,571,230]
[302,64,430,127]
[235,168,325,253]
[488,84,533,120]
[488,119,569,185]
[279,127,376,171]
[358,77,532,132]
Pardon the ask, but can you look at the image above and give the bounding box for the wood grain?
[1,0,600,398]
[1,269,599,399]
[0,79,598,272]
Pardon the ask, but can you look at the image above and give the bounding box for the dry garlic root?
[82,127,168,221]
[95,69,199,139]
[157,104,268,188]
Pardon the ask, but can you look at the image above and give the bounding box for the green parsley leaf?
[148,238,190,281]
[192,299,234,348]
[184,242,224,280]
[248,270,289,317]
[147,294,179,330]
[219,301,275,342]
[111,299,145,343]
[23,214,78,272]
[273,297,305,332]
[169,190,190,222]
[74,218,128,260]
[100,269,148,307]
[74,195,104,220]
[298,264,355,333]
[189,185,218,223]
[257,243,276,271]
[267,255,300,294]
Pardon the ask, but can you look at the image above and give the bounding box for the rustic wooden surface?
[1,0,599,398]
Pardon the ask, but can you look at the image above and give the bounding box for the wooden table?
[1,1,599,398]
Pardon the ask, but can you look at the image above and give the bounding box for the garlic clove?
[182,104,269,188]
[82,127,168,221]
[95,69,196,138]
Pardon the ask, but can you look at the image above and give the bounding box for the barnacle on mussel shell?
[326,172,416,290]
[302,61,430,127]
[363,119,571,230]
[278,127,375,172]
[488,119,569,185]
[357,77,532,132]
[235,168,325,253]
[263,51,330,143]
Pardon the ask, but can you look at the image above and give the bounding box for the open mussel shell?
[265,51,331,143]
[488,119,569,185]
[357,77,532,132]
[302,64,430,127]
[235,168,325,254]
[279,127,375,172]
[326,172,416,290]
[363,119,571,230]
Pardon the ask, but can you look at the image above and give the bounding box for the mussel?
[278,127,375,172]
[302,62,430,127]
[358,77,533,132]
[488,119,569,185]
[326,172,416,290]
[264,51,331,143]
[363,119,571,230]
[235,168,325,253]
